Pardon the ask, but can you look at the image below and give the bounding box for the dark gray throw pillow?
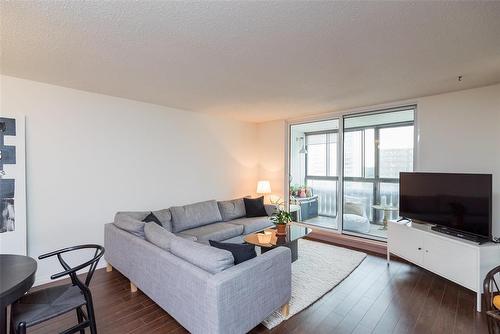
[142,212,162,226]
[209,240,257,265]
[243,196,267,217]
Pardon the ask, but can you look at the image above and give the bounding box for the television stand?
[430,225,489,244]
[387,220,500,312]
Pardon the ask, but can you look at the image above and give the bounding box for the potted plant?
[271,208,292,236]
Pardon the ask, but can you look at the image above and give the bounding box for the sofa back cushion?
[170,200,222,233]
[113,211,150,238]
[152,208,173,232]
[144,222,177,251]
[170,237,234,274]
[217,198,246,221]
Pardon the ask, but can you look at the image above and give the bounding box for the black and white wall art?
[0,116,27,255]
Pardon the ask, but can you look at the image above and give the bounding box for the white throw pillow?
[344,202,365,217]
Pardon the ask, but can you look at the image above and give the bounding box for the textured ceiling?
[2,1,500,123]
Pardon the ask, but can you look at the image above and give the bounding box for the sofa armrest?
[206,247,291,333]
[264,203,278,216]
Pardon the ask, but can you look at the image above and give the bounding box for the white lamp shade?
[256,180,272,194]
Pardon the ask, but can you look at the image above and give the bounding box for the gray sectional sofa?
[104,198,292,334]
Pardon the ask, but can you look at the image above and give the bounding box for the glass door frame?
[343,121,414,227]
[285,104,418,242]
[286,118,343,234]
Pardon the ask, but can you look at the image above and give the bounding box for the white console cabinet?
[387,220,500,312]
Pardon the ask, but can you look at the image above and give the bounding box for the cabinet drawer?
[423,235,477,291]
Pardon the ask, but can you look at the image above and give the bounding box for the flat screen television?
[399,172,492,241]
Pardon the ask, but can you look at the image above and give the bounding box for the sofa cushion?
[170,200,223,233]
[142,212,162,226]
[180,222,244,242]
[217,198,246,221]
[229,217,274,234]
[152,208,173,232]
[244,197,267,217]
[170,237,234,274]
[113,212,150,238]
[144,222,177,251]
[209,240,256,265]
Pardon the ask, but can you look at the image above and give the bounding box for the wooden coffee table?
[244,225,312,262]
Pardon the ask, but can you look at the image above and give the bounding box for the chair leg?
[76,307,85,334]
[17,322,27,334]
[280,302,290,317]
[86,297,98,334]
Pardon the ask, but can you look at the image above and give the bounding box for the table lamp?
[256,180,272,202]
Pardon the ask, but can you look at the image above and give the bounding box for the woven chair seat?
[12,284,86,328]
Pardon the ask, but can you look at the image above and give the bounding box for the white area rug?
[261,239,367,329]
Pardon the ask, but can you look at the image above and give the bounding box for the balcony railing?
[306,178,400,223]
[306,178,337,217]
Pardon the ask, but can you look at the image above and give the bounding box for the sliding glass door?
[289,120,340,230]
[287,106,415,241]
[342,107,415,239]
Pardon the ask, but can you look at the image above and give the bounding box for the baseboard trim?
[306,229,387,256]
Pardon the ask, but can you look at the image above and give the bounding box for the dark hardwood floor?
[27,246,488,334]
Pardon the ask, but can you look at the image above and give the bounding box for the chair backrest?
[485,265,500,311]
[484,265,500,334]
[38,244,105,289]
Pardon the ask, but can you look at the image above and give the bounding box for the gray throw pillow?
[170,237,234,274]
[217,198,246,221]
[144,222,176,251]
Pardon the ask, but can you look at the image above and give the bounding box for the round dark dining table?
[0,254,37,334]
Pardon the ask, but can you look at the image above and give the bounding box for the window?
[305,131,339,219]
[306,132,338,177]
[379,126,414,178]
[306,134,326,176]
[343,107,415,239]
[343,131,362,177]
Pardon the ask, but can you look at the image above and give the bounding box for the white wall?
[259,83,500,237]
[257,120,286,202]
[0,75,259,284]
[416,84,500,237]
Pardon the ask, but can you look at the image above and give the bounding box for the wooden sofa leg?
[280,303,290,317]
[106,263,113,272]
[130,282,138,293]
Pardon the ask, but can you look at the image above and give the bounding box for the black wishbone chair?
[485,265,500,334]
[11,244,105,334]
